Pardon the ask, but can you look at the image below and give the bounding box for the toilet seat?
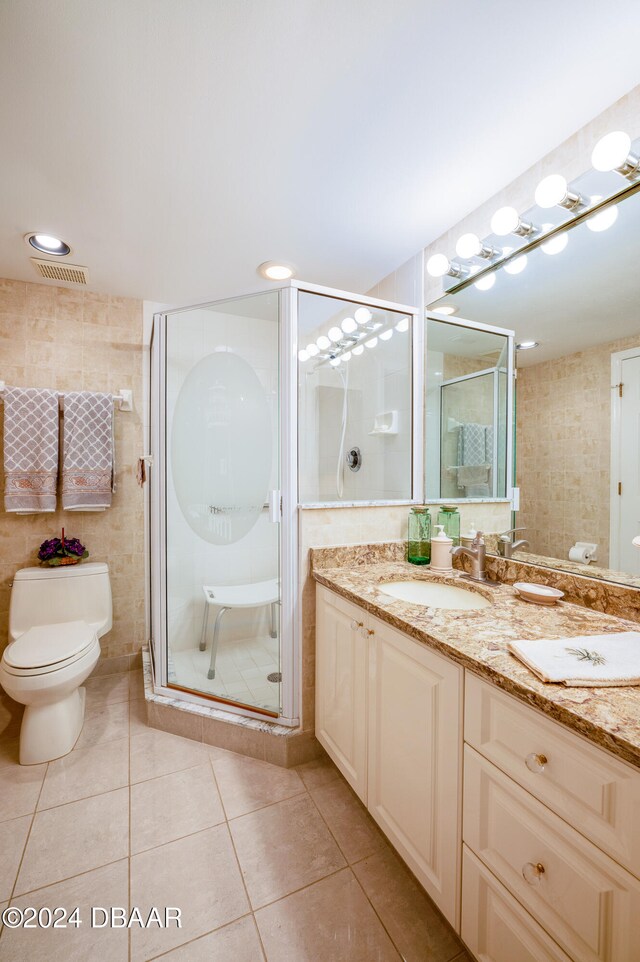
[2,620,98,676]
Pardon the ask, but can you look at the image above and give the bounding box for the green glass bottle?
[407,507,431,565]
[437,505,460,546]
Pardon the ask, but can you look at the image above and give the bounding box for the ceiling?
[2,1,640,306]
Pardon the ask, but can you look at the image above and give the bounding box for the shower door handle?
[268,489,282,523]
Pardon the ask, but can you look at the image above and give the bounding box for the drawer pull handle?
[359,626,375,638]
[525,752,548,773]
[522,862,545,885]
[350,619,364,630]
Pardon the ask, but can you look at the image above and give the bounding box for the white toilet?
[0,562,112,765]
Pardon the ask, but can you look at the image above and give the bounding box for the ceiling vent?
[30,257,89,285]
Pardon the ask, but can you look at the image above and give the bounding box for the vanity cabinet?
[315,585,462,925]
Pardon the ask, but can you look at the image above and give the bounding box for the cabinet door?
[367,614,462,926]
[315,585,368,802]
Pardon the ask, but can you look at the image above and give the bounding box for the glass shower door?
[164,291,281,714]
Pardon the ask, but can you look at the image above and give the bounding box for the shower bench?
[199,579,279,680]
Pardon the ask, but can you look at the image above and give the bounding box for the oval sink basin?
[378,580,491,610]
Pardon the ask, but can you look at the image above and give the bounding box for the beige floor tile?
[255,868,400,961]
[295,753,341,791]
[130,825,249,961]
[84,672,130,709]
[212,750,305,820]
[353,848,463,962]
[131,763,225,854]
[0,815,31,900]
[129,697,149,735]
[0,748,47,822]
[75,700,129,749]
[153,915,264,961]
[310,777,387,864]
[38,737,129,810]
[230,793,346,909]
[130,728,207,784]
[128,669,145,700]
[15,787,129,895]
[2,860,128,961]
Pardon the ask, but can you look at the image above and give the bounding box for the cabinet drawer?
[465,672,640,878]
[463,745,640,962]
[462,845,573,962]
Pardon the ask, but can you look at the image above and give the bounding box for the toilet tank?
[9,562,113,642]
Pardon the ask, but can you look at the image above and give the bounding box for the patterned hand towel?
[3,386,59,513]
[508,632,640,687]
[62,392,115,510]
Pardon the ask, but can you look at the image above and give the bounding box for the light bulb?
[437,305,456,316]
[27,233,71,255]
[474,274,495,291]
[591,131,632,172]
[427,253,451,277]
[504,255,527,275]
[34,233,64,250]
[364,337,378,349]
[354,307,372,325]
[258,261,295,280]
[379,328,393,341]
[535,174,570,209]
[587,206,618,232]
[329,357,340,367]
[516,340,539,351]
[328,326,342,343]
[298,349,309,362]
[352,344,364,355]
[491,206,520,236]
[455,233,482,258]
[306,343,319,357]
[341,316,357,334]
[342,351,351,361]
[316,335,330,350]
[540,228,568,255]
[395,317,409,332]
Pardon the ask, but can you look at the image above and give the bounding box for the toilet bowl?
[0,563,112,765]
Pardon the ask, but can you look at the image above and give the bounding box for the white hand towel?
[3,386,59,513]
[62,392,115,510]
[508,632,640,687]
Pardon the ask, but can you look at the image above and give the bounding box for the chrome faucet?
[497,527,530,559]
[451,531,489,582]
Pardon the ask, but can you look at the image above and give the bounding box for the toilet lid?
[4,620,97,670]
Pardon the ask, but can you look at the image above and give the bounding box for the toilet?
[0,562,112,765]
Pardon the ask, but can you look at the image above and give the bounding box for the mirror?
[298,291,414,504]
[429,165,640,585]
[425,317,512,501]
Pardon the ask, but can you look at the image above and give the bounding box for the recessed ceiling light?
[437,305,457,316]
[257,261,296,281]
[26,232,71,256]
[516,340,539,351]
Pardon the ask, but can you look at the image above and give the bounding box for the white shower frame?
[150,281,421,729]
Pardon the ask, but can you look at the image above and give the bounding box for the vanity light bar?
[428,131,640,289]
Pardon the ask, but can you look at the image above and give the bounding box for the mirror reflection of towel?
[456,464,489,487]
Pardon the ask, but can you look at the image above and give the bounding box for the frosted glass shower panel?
[165,292,281,714]
[298,292,412,502]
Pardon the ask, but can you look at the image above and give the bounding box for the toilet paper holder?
[569,542,598,564]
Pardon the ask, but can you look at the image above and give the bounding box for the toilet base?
[20,686,86,765]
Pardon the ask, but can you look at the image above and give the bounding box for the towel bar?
[0,382,133,411]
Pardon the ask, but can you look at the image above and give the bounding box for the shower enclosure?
[150,282,419,726]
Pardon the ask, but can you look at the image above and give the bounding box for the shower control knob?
[346,447,362,472]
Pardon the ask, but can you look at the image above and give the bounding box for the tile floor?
[170,633,280,711]
[0,667,471,961]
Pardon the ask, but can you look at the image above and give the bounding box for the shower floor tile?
[170,635,280,711]
[0,670,471,961]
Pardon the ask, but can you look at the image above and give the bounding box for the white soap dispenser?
[430,524,453,573]
[461,521,477,549]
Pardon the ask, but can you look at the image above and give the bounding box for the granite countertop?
[312,558,640,771]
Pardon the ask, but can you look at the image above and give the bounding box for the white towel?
[3,386,59,513]
[508,632,640,687]
[62,392,115,510]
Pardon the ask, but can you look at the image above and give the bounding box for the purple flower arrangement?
[38,529,89,566]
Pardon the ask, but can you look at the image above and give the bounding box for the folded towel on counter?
[3,386,59,513]
[508,632,640,687]
[62,392,115,510]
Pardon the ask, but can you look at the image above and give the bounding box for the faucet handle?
[473,530,485,546]
[499,526,527,540]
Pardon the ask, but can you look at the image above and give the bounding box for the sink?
[378,580,492,610]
